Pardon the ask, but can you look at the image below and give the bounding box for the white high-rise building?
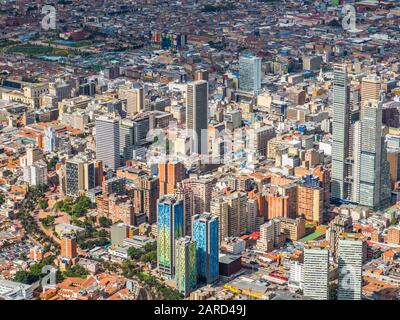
[95,115,120,171]
[338,234,364,300]
[303,245,330,300]
[23,160,48,186]
[289,260,304,291]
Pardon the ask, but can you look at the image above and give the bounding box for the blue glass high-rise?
[192,213,219,284]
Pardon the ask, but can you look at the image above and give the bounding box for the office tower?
[186,80,208,154]
[157,196,184,278]
[119,84,145,114]
[60,235,77,259]
[361,76,381,106]
[192,213,219,284]
[120,119,134,165]
[158,161,185,195]
[338,234,364,300]
[44,127,58,153]
[95,115,120,171]
[210,196,229,244]
[175,236,197,297]
[132,112,153,146]
[239,55,262,93]
[65,157,97,197]
[303,245,330,300]
[358,100,391,209]
[110,222,128,247]
[133,174,159,224]
[331,64,351,201]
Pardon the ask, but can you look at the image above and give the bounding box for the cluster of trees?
[39,215,55,227]
[98,216,112,228]
[121,262,182,300]
[63,264,88,278]
[39,199,48,210]
[54,196,95,218]
[127,242,157,264]
[14,256,62,285]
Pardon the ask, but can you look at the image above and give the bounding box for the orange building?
[386,226,400,245]
[158,161,185,195]
[61,236,77,259]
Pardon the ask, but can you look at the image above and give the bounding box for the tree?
[99,216,112,228]
[63,264,88,278]
[39,199,48,210]
[14,270,39,284]
[128,247,143,260]
[141,251,157,264]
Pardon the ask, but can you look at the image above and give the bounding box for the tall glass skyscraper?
[239,55,262,93]
[331,64,351,201]
[192,212,219,284]
[175,236,197,297]
[157,195,184,278]
[358,100,391,209]
[186,80,208,154]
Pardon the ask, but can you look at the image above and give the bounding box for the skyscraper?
[331,64,351,201]
[186,80,208,154]
[119,118,134,165]
[175,236,197,297]
[95,115,120,171]
[303,244,330,300]
[192,213,219,284]
[358,100,391,209]
[338,234,364,300]
[239,55,262,93]
[157,195,184,278]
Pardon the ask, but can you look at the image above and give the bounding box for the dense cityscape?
[0,0,400,302]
